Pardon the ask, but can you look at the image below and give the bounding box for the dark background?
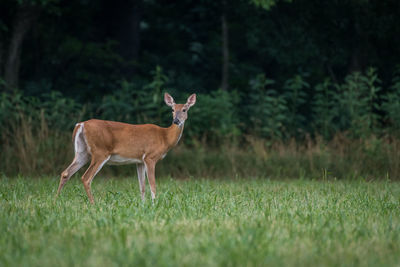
[2,0,400,99]
[2,0,400,178]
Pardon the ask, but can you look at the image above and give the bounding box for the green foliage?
[98,66,170,125]
[98,80,142,123]
[36,91,83,129]
[312,78,337,139]
[311,68,383,138]
[382,67,400,133]
[0,91,82,175]
[283,74,309,136]
[1,66,400,143]
[144,66,170,122]
[186,90,240,143]
[250,0,292,10]
[336,68,381,137]
[248,74,288,139]
[0,91,22,125]
[0,90,81,131]
[3,66,400,177]
[250,0,278,10]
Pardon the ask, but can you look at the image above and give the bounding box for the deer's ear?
[164,93,175,107]
[186,94,196,108]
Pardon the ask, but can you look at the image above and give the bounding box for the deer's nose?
[173,118,180,125]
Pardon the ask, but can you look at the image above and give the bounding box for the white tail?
[56,93,196,204]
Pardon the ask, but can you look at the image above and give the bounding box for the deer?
[56,93,196,204]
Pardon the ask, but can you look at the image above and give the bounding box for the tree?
[4,2,40,90]
[0,0,59,91]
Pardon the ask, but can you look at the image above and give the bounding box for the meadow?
[1,176,399,267]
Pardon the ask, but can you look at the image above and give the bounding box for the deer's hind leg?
[57,151,89,196]
[137,163,146,201]
[81,154,110,204]
[57,123,89,197]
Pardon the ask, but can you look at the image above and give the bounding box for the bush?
[2,66,400,178]
[283,73,309,136]
[247,74,288,139]
[335,68,381,137]
[98,66,170,125]
[382,66,400,134]
[186,90,240,143]
[312,78,337,139]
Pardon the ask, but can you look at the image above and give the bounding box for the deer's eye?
[183,109,187,112]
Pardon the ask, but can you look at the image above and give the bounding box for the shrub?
[98,66,170,125]
[185,90,240,143]
[312,78,338,139]
[247,74,288,139]
[283,73,309,136]
[382,66,400,134]
[336,68,381,137]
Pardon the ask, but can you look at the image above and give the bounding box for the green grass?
[1,177,399,267]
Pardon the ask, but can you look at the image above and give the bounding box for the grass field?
[1,177,399,267]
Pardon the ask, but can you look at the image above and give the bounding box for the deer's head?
[164,93,196,127]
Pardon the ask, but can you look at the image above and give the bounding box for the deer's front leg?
[136,163,146,201]
[144,158,156,202]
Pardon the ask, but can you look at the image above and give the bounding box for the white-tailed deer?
[56,93,196,204]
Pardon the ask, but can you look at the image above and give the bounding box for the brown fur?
[56,93,196,204]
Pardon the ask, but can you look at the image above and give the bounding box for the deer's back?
[81,119,167,159]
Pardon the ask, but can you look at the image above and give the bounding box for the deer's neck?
[165,123,184,149]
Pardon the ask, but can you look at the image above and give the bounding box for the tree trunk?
[4,3,39,91]
[221,0,229,91]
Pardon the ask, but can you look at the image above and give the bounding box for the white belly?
[107,155,142,165]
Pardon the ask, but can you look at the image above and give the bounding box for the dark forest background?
[1,0,400,179]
